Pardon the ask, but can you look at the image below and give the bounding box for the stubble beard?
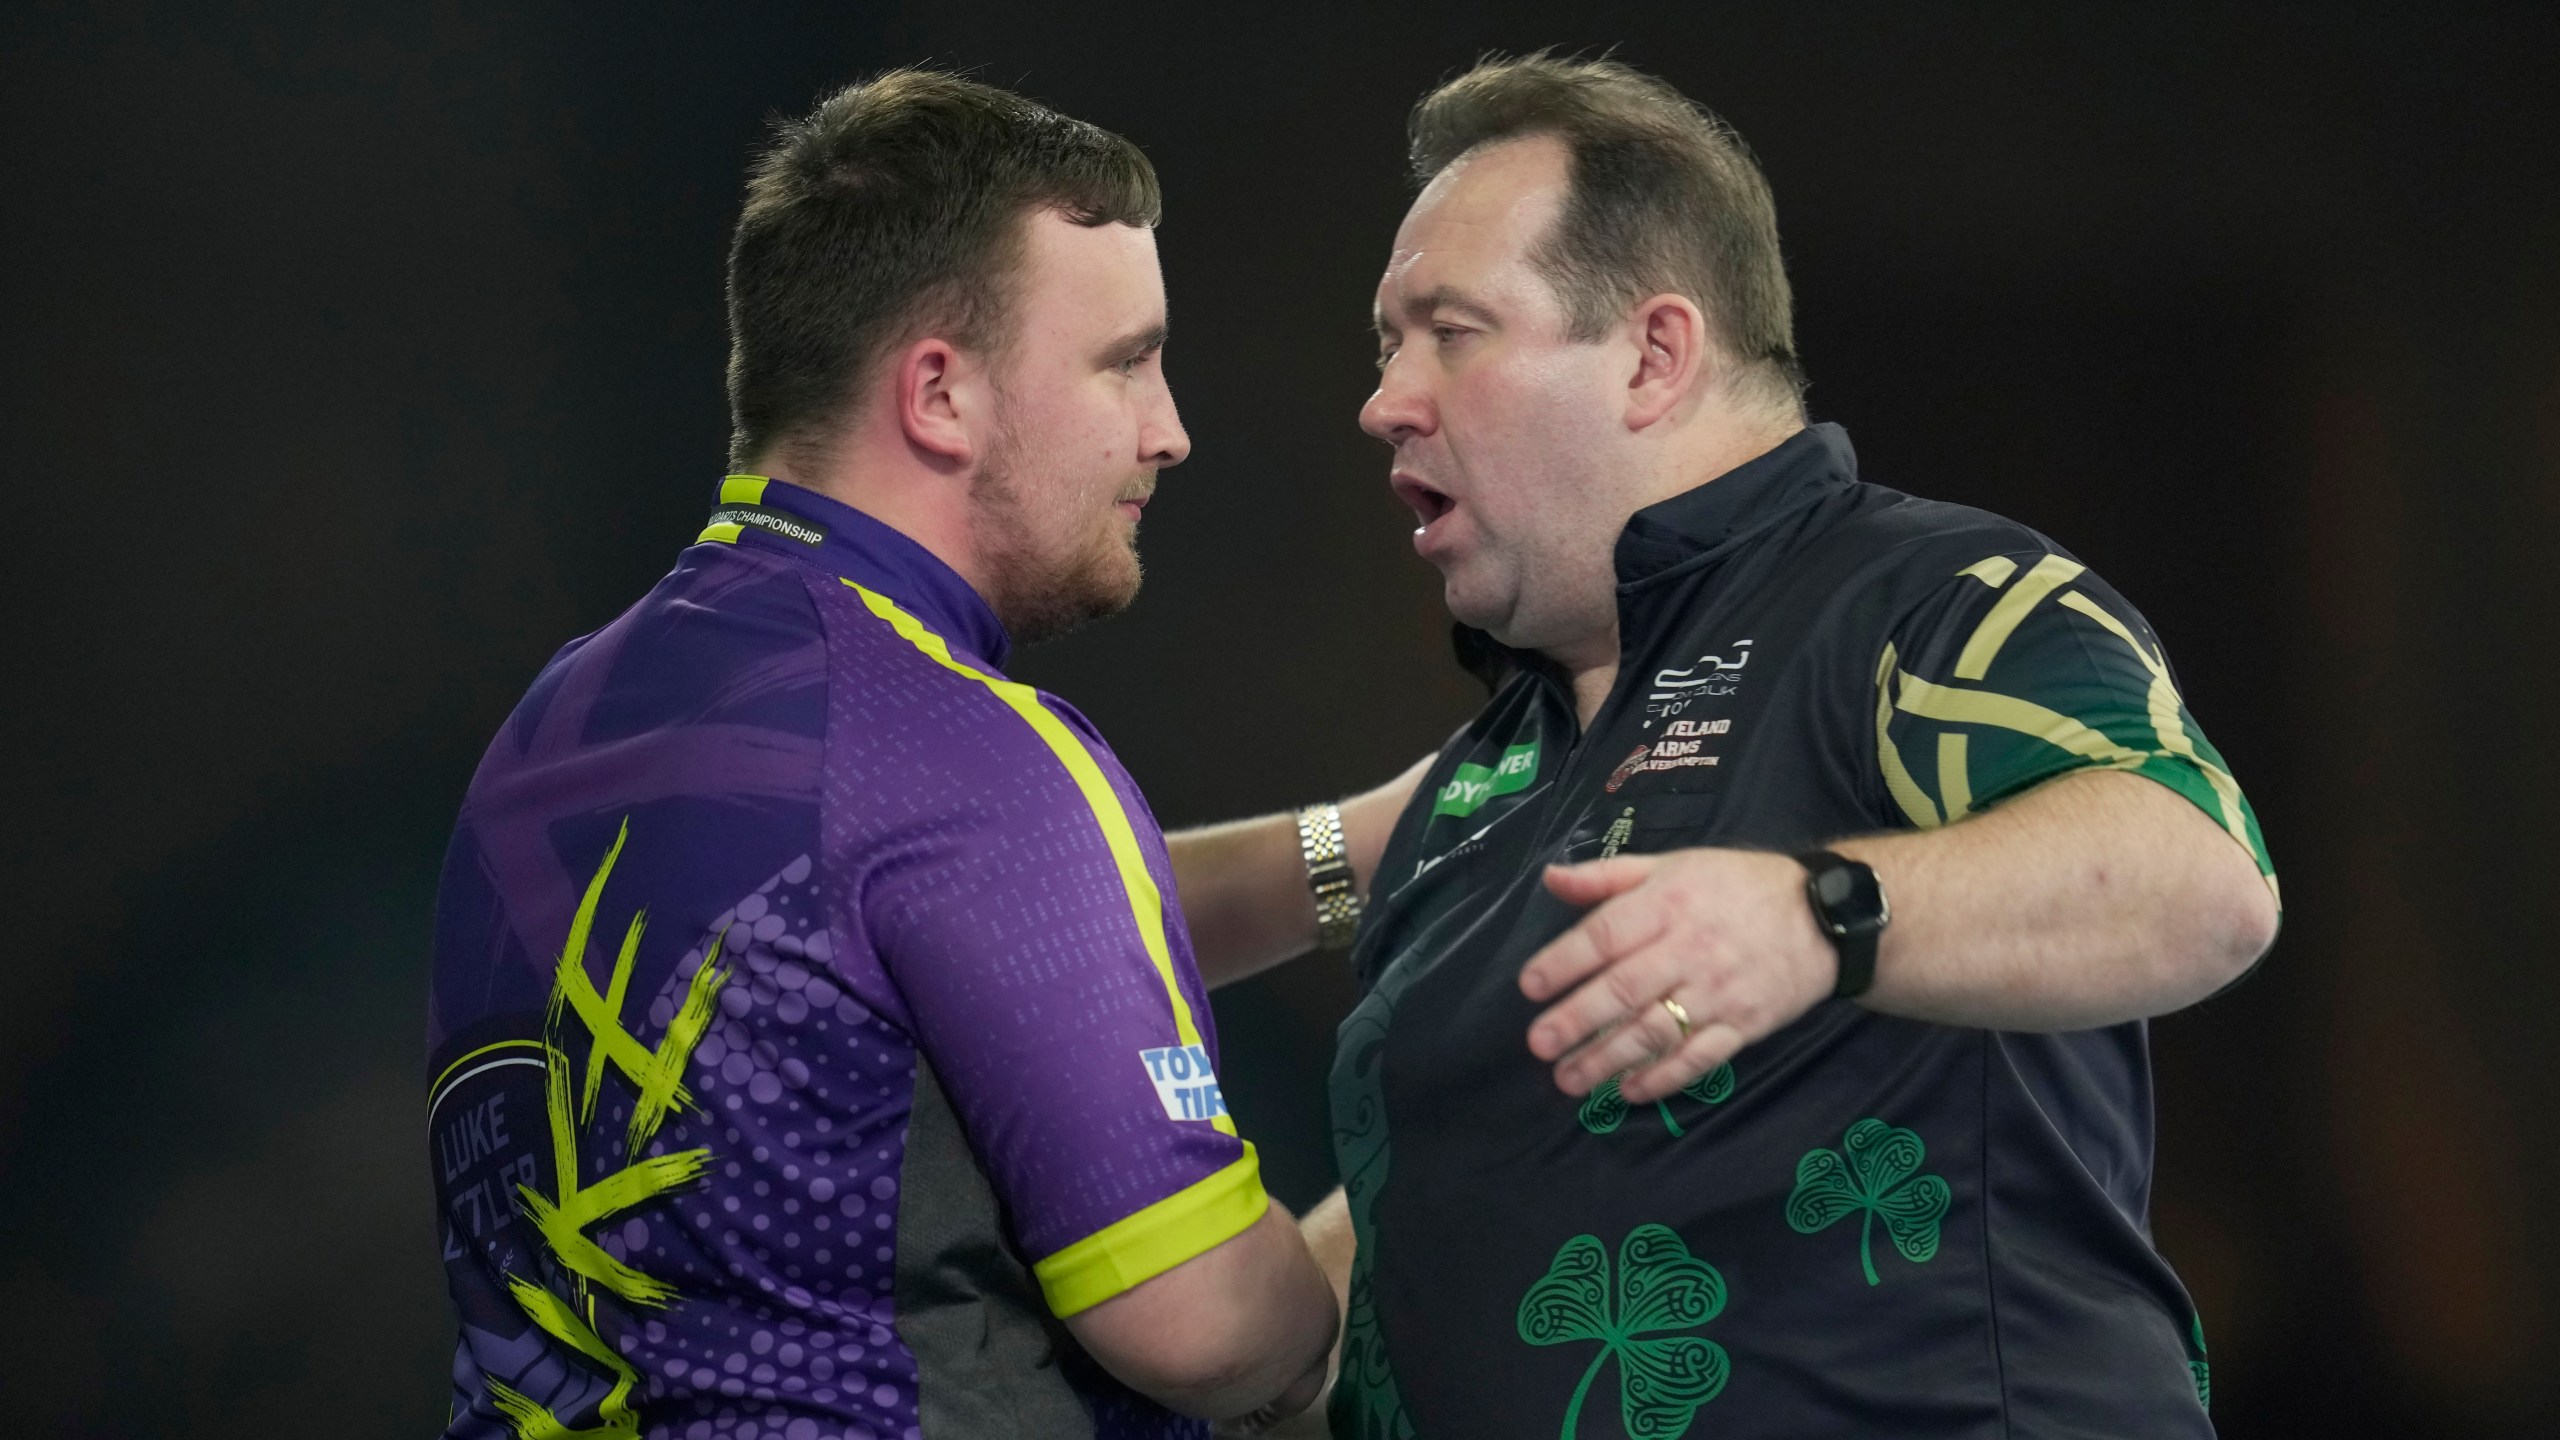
[969,426,1144,647]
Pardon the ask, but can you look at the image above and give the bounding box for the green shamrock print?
[1577,1064,1735,1138]
[2189,1315,2210,1411]
[1516,1224,1730,1440]
[1784,1118,1952,1286]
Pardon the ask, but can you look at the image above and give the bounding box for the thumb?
[1544,854,1658,908]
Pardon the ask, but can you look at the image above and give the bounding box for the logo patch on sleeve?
[1139,1045,1228,1121]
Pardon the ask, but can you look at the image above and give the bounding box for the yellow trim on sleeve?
[696,521,744,545]
[1954,553,2085,679]
[719,474,770,506]
[1033,1146,1268,1317]
[842,579,1239,1139]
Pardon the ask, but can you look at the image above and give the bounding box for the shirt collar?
[1449,422,1860,690]
[1612,422,1858,587]
[699,474,1012,669]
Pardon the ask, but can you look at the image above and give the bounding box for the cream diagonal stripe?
[1892,671,2153,770]
[1873,641,1943,830]
[846,579,1241,1139]
[2057,591,2276,901]
[1954,553,2086,679]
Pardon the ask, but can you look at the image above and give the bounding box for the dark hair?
[725,70,1161,468]
[1410,53,1804,411]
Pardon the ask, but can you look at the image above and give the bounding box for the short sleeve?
[859,672,1265,1320]
[1873,549,2277,904]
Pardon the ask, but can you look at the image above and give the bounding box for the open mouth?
[1391,473,1455,527]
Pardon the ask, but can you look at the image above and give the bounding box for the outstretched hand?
[1519,848,1840,1104]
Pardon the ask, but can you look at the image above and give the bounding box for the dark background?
[5,2,2557,1436]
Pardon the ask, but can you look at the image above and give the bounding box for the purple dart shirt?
[427,476,1261,1440]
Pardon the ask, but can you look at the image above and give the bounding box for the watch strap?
[1796,848,1882,1000]
[1297,802,1361,951]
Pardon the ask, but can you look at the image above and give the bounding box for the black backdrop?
[5,3,2557,1436]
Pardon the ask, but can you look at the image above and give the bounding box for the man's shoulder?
[479,545,828,786]
[1829,481,2073,579]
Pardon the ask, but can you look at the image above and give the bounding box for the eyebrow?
[1096,321,1169,364]
[1374,285,1503,337]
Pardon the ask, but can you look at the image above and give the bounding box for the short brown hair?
[1410,53,1804,411]
[725,70,1161,468]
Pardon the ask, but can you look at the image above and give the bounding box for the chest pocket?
[1559,787,1724,865]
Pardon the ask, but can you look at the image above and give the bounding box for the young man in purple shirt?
[426,72,1382,1440]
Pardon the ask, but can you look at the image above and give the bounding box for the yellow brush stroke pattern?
[486,1276,642,1439]
[492,820,730,1436]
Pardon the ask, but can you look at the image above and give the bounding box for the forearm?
[1169,756,1431,988]
[1236,1188,1353,1439]
[1167,812,1313,987]
[1841,769,2279,1030]
[1067,1197,1338,1421]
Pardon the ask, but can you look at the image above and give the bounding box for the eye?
[1374,345,1399,372]
[1431,323,1468,346]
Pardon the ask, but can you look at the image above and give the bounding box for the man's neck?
[752,435,987,599]
[1540,410,1805,731]
[1540,624,1621,733]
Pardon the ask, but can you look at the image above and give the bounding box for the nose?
[1142,383,1191,469]
[1360,353,1436,445]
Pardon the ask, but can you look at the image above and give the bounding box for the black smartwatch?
[1795,849,1888,999]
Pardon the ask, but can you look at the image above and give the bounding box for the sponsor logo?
[1433,741,1540,819]
[1599,807,1637,860]
[1604,742,1723,794]
[1139,1045,1228,1121]
[1663,718,1731,738]
[1645,640,1754,717]
[709,504,827,546]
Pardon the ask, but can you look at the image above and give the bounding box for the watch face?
[1812,860,1887,935]
[1814,866,1859,908]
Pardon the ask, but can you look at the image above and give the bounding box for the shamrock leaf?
[1518,1234,1613,1346]
[1684,1064,1734,1106]
[1785,1118,1952,1285]
[1576,1063,1736,1138]
[1578,1079,1630,1135]
[2189,1314,2210,1412]
[1517,1224,1729,1440]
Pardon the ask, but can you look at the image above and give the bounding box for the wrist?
[1295,803,1361,951]
[1794,849,1888,999]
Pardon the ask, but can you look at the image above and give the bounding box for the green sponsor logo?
[1433,742,1540,819]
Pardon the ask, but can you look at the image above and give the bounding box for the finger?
[1617,1021,1746,1104]
[1528,935,1682,1060]
[1531,943,1684,1067]
[1549,982,1693,1095]
[1520,889,1669,1003]
[1541,854,1659,908]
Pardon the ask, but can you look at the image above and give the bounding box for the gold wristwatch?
[1295,802,1361,951]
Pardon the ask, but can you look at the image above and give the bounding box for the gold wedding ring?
[1660,996,1693,1040]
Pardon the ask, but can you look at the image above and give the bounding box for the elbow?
[1100,1322,1276,1419]
[1062,1203,1336,1420]
[2192,857,2280,998]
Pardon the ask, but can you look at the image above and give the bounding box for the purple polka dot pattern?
[588,856,927,1439]
[430,523,1225,1439]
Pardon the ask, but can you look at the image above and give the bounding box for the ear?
[1622,294,1710,431]
[894,336,986,471]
